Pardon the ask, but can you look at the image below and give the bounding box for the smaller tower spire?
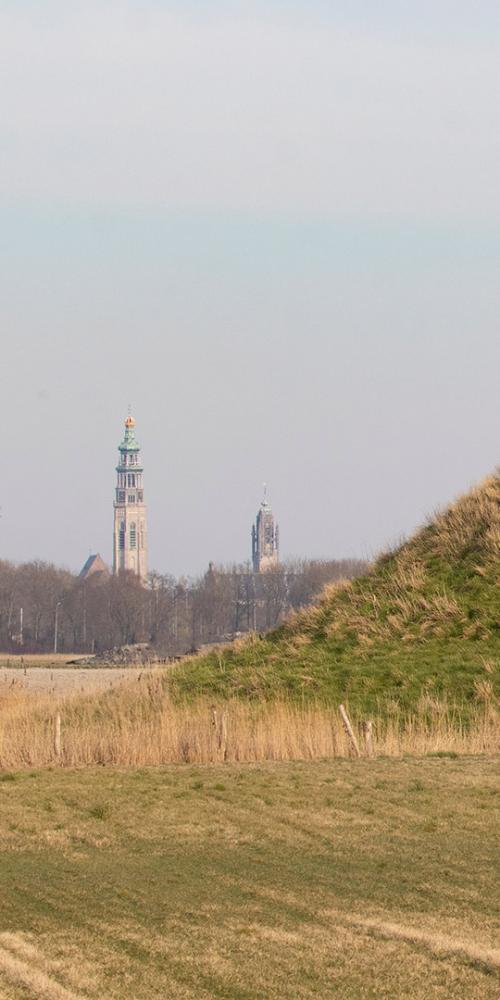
[252,486,279,573]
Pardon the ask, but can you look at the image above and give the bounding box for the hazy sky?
[1,1,500,575]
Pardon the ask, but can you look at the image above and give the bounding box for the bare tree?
[0,557,367,655]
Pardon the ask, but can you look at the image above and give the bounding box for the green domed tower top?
[118,415,141,452]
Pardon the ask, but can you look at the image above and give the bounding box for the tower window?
[118,490,125,502]
[127,473,136,487]
[119,521,125,549]
[128,494,136,504]
[130,522,137,548]
[137,491,143,502]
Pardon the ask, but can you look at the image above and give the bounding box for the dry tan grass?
[0,654,85,665]
[0,665,148,694]
[0,673,498,769]
[334,913,500,974]
[0,933,86,1000]
[284,560,470,645]
[324,586,466,643]
[0,757,498,999]
[430,472,500,562]
[278,471,500,649]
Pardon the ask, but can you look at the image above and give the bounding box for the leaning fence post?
[54,712,61,760]
[362,720,374,757]
[339,704,360,758]
[218,710,228,762]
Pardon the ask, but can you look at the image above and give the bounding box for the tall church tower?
[113,415,148,582]
[252,487,279,573]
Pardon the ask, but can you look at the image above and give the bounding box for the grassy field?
[0,665,149,695]
[0,655,85,668]
[0,476,498,997]
[0,757,499,998]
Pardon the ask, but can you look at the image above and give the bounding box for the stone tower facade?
[252,488,279,573]
[113,415,148,582]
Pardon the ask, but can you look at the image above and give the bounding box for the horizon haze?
[1,1,500,576]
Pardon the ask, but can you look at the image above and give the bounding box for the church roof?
[79,553,109,580]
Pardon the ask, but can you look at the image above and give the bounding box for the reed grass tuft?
[0,675,498,769]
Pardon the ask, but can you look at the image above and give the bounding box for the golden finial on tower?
[125,404,135,429]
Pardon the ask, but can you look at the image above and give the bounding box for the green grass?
[0,758,499,998]
[170,636,500,714]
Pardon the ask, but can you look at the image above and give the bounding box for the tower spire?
[252,486,279,572]
[112,413,148,582]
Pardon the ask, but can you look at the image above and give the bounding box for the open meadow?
[0,664,152,695]
[0,475,498,997]
[0,757,499,999]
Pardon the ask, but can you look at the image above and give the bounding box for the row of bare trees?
[0,558,366,656]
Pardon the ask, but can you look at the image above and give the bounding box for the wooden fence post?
[339,704,360,758]
[209,706,217,763]
[54,713,61,760]
[218,711,228,762]
[362,720,374,757]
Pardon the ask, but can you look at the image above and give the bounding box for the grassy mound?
[171,472,500,712]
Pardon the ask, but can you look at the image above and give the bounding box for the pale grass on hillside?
[280,471,500,645]
[284,573,468,645]
[430,472,500,562]
[0,672,498,768]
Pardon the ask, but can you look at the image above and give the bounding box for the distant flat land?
[0,665,150,693]
[0,757,499,998]
[0,654,88,667]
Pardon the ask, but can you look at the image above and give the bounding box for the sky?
[1,1,500,576]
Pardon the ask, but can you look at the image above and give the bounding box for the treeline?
[0,558,367,656]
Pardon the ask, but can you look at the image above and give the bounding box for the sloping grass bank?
[169,636,500,711]
[170,472,500,708]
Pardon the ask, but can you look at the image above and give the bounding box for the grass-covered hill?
[171,472,500,713]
